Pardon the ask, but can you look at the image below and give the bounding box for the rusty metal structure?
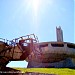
[0,26,75,70]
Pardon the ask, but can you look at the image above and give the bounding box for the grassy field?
[12,68,75,75]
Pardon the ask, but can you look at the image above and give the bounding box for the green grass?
[11,68,75,75]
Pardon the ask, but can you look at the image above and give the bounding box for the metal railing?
[8,34,39,46]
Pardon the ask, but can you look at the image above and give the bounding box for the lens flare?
[31,0,40,16]
[22,0,53,32]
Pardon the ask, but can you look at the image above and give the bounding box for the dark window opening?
[67,44,75,49]
[51,43,64,47]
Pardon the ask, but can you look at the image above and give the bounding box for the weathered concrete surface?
[27,58,74,68]
[23,72,56,75]
[26,42,75,63]
[0,41,75,69]
[0,67,21,75]
[0,72,56,75]
[0,66,56,75]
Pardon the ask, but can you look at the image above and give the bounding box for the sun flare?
[31,0,40,12]
[22,0,53,31]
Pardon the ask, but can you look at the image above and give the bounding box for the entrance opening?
[6,61,28,68]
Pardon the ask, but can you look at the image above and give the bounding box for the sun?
[28,0,42,16]
[25,0,53,15]
[25,0,41,16]
[31,0,41,14]
[22,0,53,31]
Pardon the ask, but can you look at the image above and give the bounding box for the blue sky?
[0,0,74,67]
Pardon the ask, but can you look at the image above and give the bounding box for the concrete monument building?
[0,26,75,70]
